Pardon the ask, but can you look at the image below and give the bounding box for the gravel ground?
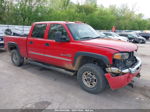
[0,42,150,109]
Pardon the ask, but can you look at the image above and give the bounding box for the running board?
[28,61,75,76]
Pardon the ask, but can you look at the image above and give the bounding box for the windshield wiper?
[93,36,102,39]
[80,36,102,40]
[80,37,93,40]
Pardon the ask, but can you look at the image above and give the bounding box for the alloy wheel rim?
[82,71,97,88]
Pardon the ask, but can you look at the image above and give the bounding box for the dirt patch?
[18,101,51,112]
[135,86,150,99]
[139,54,150,57]
[142,63,149,66]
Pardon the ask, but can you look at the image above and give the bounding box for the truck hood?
[80,39,137,52]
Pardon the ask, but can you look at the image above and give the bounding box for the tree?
[0,0,150,30]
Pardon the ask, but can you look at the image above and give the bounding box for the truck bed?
[4,36,28,57]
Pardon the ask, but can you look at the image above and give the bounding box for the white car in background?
[96,31,106,38]
[103,32,129,42]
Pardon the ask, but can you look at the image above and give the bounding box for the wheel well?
[75,56,107,71]
[8,44,18,52]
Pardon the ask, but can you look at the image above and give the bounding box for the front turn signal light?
[113,53,129,60]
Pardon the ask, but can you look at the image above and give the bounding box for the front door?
[43,23,74,69]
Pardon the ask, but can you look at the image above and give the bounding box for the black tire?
[77,63,106,94]
[11,50,24,66]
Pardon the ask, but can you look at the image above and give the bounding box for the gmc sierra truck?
[4,21,142,94]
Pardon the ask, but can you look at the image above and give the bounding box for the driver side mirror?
[55,31,70,42]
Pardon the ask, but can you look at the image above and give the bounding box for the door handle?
[29,41,33,44]
[45,43,50,46]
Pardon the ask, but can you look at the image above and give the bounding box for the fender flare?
[73,52,110,67]
[8,42,19,52]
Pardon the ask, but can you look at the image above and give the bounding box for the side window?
[48,24,68,40]
[31,24,47,38]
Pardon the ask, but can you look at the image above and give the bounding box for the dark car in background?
[119,33,146,44]
[138,33,150,40]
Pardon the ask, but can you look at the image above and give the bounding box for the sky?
[71,0,150,18]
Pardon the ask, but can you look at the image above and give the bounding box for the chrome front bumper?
[106,57,142,74]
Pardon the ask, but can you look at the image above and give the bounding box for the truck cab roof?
[34,21,83,24]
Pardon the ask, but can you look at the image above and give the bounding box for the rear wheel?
[11,50,24,66]
[77,63,106,94]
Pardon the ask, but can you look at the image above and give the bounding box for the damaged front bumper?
[105,57,142,90]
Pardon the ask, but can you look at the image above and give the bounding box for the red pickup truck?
[4,21,142,94]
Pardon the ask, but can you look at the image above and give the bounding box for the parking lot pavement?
[0,43,150,109]
[147,41,150,44]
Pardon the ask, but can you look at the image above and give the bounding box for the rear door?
[27,23,49,62]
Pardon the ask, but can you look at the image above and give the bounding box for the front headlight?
[113,53,129,60]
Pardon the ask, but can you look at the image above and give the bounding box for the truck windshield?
[67,24,100,40]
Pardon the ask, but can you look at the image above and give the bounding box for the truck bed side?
[4,36,28,57]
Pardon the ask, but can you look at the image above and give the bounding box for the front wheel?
[11,50,24,66]
[77,63,106,94]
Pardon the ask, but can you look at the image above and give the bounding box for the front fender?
[73,52,110,66]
